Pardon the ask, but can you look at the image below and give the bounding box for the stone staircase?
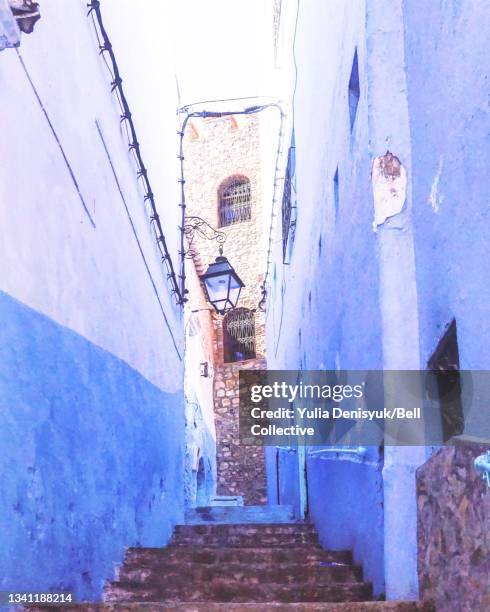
[29,505,434,610]
[98,506,433,610]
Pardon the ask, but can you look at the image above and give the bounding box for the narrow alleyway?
[2,1,489,609]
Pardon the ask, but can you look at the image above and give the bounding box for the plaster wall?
[265,0,386,596]
[403,0,490,372]
[0,1,185,600]
[0,291,184,601]
[0,0,183,386]
[265,0,490,600]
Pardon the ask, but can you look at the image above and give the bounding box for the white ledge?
[308,446,369,458]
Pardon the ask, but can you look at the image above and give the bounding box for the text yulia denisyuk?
[250,406,422,438]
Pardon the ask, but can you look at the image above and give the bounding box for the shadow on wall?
[0,290,185,601]
[269,444,384,599]
[306,449,385,598]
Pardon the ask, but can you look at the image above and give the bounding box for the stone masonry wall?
[214,359,267,505]
[184,114,267,505]
[416,439,490,612]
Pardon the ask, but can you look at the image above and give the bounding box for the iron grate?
[219,178,251,227]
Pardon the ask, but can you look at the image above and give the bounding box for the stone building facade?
[185,114,267,505]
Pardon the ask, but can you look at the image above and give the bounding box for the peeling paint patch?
[428,155,444,213]
[371,151,407,228]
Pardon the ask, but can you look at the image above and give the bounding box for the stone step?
[118,560,363,585]
[174,523,316,536]
[124,546,353,567]
[209,495,244,506]
[185,505,295,525]
[171,530,319,548]
[104,580,373,604]
[27,601,436,611]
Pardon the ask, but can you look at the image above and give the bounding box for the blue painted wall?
[306,450,384,593]
[403,0,490,372]
[266,0,490,596]
[265,0,386,596]
[277,448,301,517]
[0,291,185,602]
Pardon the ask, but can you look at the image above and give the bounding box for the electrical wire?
[180,95,280,113]
[291,0,300,134]
[95,120,182,361]
[87,0,182,305]
[177,102,286,310]
[87,2,289,313]
[16,49,96,228]
[177,15,302,311]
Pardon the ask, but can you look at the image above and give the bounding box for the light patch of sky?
[173,0,272,107]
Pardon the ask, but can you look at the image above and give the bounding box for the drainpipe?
[366,0,426,600]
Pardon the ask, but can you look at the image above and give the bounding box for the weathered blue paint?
[0,290,185,602]
[0,0,20,50]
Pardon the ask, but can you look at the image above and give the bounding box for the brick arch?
[218,175,251,227]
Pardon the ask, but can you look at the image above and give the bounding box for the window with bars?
[218,176,251,227]
[223,308,256,363]
[282,134,296,261]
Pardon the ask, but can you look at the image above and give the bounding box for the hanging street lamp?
[200,247,245,314]
[183,216,245,314]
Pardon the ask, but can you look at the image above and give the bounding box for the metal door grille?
[219,178,251,227]
[223,308,256,362]
[282,163,292,259]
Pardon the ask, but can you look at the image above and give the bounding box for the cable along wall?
[87,0,182,305]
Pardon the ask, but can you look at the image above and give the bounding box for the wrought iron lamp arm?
[183,216,227,257]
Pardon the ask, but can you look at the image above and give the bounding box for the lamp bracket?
[183,216,226,258]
